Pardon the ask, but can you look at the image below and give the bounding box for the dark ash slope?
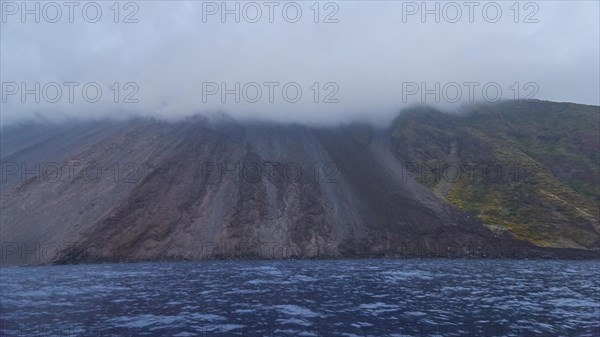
[1,102,598,265]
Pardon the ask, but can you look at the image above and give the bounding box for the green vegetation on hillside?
[390,101,600,249]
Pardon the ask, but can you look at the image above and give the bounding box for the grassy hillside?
[390,101,600,249]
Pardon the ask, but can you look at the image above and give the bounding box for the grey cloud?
[1,1,598,126]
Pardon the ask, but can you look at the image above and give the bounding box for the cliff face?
[1,101,598,265]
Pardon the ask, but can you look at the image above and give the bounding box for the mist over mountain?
[1,100,598,265]
[2,1,599,125]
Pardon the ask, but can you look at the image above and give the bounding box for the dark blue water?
[1,259,599,337]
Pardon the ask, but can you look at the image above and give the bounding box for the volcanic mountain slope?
[388,101,599,250]
[1,101,598,265]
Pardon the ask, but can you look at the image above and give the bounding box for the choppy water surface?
[1,259,599,336]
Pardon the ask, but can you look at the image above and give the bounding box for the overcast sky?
[1,1,599,126]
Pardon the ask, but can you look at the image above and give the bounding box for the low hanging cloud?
[1,1,599,126]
